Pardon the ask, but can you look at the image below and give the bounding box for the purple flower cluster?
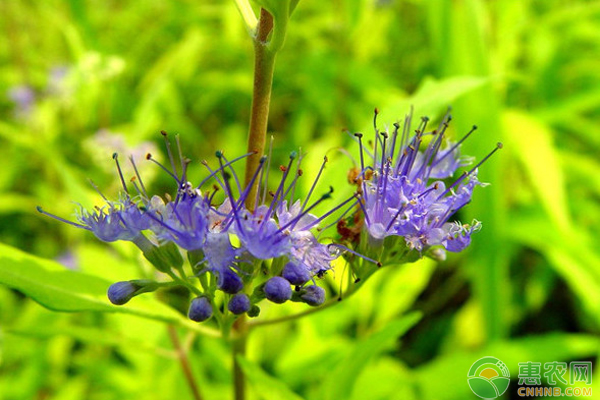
[353,109,501,257]
[39,133,354,322]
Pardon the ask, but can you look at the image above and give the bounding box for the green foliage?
[1,0,599,399]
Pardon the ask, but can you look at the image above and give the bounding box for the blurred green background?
[1,0,599,399]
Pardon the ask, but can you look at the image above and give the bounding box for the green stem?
[244,8,275,210]
[232,317,249,400]
[167,325,204,400]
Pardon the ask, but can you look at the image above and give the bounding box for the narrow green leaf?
[0,243,219,337]
[509,213,600,321]
[321,312,422,400]
[503,110,572,233]
[236,356,306,400]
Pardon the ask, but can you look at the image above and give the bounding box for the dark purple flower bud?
[107,281,138,305]
[264,277,292,304]
[282,262,311,286]
[188,297,213,322]
[247,305,261,318]
[300,285,326,306]
[217,268,244,294]
[227,293,251,315]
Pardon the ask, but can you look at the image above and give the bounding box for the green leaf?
[236,356,306,400]
[503,110,572,233]
[0,243,219,337]
[509,213,600,322]
[320,312,422,400]
[384,75,488,120]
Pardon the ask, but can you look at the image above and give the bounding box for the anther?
[160,130,168,137]
[146,153,152,160]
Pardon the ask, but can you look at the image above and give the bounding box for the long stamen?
[112,153,129,195]
[146,153,180,183]
[328,243,381,267]
[437,142,503,199]
[88,179,110,203]
[418,182,440,199]
[262,136,274,204]
[277,186,334,232]
[355,194,372,226]
[385,202,409,232]
[288,150,302,203]
[316,201,357,240]
[262,152,296,226]
[399,118,427,177]
[175,135,186,174]
[389,122,400,163]
[208,186,220,205]
[234,156,267,210]
[220,153,243,196]
[432,125,478,168]
[255,153,266,208]
[398,107,413,159]
[129,156,148,198]
[197,152,254,189]
[416,115,451,179]
[161,130,178,179]
[37,206,89,230]
[218,166,244,233]
[354,133,370,203]
[130,177,145,200]
[201,161,226,192]
[299,192,358,231]
[301,155,328,211]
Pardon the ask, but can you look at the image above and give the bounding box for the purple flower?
[282,261,312,286]
[353,110,501,254]
[217,268,244,294]
[107,281,138,305]
[188,297,213,322]
[299,285,326,306]
[77,205,141,242]
[264,277,292,304]
[151,194,210,251]
[228,293,251,315]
